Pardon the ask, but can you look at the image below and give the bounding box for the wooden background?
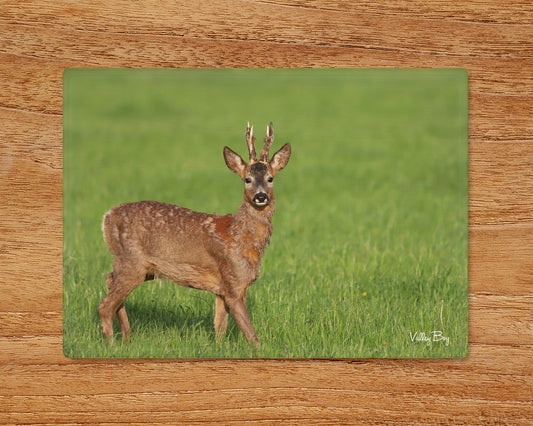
[1,1,532,423]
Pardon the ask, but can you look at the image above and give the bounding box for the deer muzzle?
[253,192,269,206]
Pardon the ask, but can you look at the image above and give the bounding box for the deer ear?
[269,143,291,176]
[223,146,247,178]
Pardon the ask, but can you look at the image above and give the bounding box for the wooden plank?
[258,1,533,24]
[0,312,62,337]
[2,405,528,425]
[1,332,532,377]
[470,94,533,140]
[0,345,531,397]
[1,390,531,424]
[469,295,533,345]
[0,107,62,170]
[0,155,62,312]
[470,142,533,226]
[1,1,531,58]
[2,27,533,96]
[469,225,533,295]
[0,55,65,115]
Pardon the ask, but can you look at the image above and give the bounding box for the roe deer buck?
[99,122,291,346]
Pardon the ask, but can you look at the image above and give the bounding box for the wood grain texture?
[0,0,532,423]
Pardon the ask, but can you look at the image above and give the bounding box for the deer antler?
[259,122,274,162]
[246,122,257,163]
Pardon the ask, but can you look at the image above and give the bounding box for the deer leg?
[214,295,230,342]
[105,272,131,341]
[99,266,144,343]
[225,295,259,346]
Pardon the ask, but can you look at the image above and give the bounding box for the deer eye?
[245,178,252,184]
[267,177,273,183]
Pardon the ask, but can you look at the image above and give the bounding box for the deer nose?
[253,192,269,206]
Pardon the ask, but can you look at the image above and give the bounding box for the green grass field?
[63,68,468,358]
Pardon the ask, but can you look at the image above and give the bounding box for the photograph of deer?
[63,68,467,358]
[99,122,291,346]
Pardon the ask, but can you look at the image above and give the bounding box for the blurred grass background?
[63,68,468,358]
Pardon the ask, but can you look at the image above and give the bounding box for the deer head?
[223,122,291,209]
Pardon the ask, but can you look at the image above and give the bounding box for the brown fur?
[98,123,291,346]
